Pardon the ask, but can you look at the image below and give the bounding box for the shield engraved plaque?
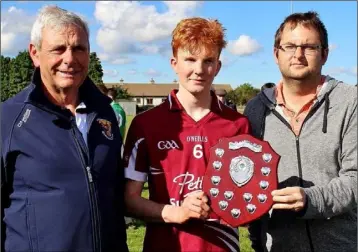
[203,134,280,227]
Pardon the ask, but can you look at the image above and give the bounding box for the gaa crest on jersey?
[97,118,113,140]
[157,140,179,150]
[203,134,280,227]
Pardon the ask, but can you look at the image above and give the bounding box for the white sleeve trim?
[204,223,239,248]
[217,237,236,252]
[125,137,148,182]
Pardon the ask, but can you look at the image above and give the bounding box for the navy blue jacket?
[1,68,128,252]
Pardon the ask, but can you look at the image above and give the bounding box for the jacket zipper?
[32,103,104,251]
[86,113,103,251]
[71,122,101,252]
[292,99,326,252]
[295,136,315,252]
[271,109,315,252]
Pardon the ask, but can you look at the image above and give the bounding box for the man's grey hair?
[31,5,90,50]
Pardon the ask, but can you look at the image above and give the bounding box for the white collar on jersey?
[167,89,223,112]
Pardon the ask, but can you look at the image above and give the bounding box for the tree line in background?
[227,83,260,106]
[1,51,34,102]
[0,51,130,102]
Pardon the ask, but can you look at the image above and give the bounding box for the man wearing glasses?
[244,11,357,252]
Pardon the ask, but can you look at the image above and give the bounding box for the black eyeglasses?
[278,44,323,55]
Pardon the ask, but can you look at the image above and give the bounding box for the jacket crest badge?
[97,119,113,140]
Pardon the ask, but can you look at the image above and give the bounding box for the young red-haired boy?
[123,17,250,251]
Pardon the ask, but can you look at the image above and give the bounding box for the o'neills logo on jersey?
[186,135,208,142]
[157,140,179,150]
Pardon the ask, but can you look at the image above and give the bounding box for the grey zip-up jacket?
[244,76,357,252]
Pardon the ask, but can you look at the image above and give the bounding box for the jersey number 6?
[193,144,203,159]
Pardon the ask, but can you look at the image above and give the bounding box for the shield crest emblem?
[203,134,280,227]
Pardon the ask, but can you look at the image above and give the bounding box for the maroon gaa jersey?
[123,90,250,252]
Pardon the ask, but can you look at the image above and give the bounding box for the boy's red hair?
[171,17,227,58]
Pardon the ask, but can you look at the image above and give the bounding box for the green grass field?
[125,113,253,252]
[127,224,253,252]
[124,114,134,141]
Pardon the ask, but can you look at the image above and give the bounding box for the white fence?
[116,100,137,116]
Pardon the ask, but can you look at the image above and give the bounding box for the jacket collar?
[257,75,341,134]
[259,75,339,110]
[25,67,111,115]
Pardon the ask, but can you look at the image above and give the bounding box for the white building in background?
[105,78,233,107]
